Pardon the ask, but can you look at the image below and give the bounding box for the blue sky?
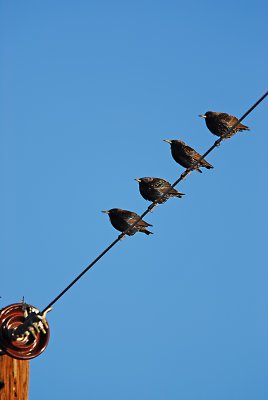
[1,1,268,399]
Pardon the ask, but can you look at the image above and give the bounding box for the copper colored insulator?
[0,303,50,360]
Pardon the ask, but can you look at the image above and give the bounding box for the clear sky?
[1,1,268,399]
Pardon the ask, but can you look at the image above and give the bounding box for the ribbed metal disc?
[0,303,50,360]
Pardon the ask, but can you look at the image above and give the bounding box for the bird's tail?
[168,188,185,197]
[203,161,214,170]
[237,123,250,131]
[143,228,153,235]
[174,191,185,198]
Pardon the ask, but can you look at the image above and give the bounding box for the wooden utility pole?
[0,355,29,400]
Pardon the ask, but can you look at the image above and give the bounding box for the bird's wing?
[152,178,168,188]
[123,212,151,227]
[220,112,233,120]
[183,144,196,155]
[137,218,152,227]
[228,115,249,130]
[225,114,238,125]
[184,145,201,161]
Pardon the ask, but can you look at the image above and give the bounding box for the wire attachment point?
[12,305,52,341]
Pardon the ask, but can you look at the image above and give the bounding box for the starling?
[135,177,185,204]
[102,208,153,235]
[199,111,250,138]
[164,139,213,173]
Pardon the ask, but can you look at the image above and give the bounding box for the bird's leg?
[118,233,126,241]
[148,202,158,213]
[181,169,191,180]
[215,138,222,147]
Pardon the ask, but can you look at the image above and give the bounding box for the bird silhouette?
[199,111,250,138]
[164,139,213,173]
[135,177,184,203]
[102,208,153,235]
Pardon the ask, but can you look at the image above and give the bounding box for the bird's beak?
[101,210,109,214]
[199,114,206,118]
[134,178,141,182]
[163,139,172,144]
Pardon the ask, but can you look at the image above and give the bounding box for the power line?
[42,90,268,314]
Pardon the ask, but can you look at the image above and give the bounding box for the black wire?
[42,90,268,313]
[42,235,123,312]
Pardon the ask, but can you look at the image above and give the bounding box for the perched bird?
[135,177,185,204]
[199,111,250,138]
[164,139,213,173]
[102,208,153,235]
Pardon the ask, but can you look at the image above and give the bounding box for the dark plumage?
[199,111,250,138]
[102,208,153,235]
[135,177,185,204]
[164,139,213,173]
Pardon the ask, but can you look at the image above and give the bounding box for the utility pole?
[0,354,29,400]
